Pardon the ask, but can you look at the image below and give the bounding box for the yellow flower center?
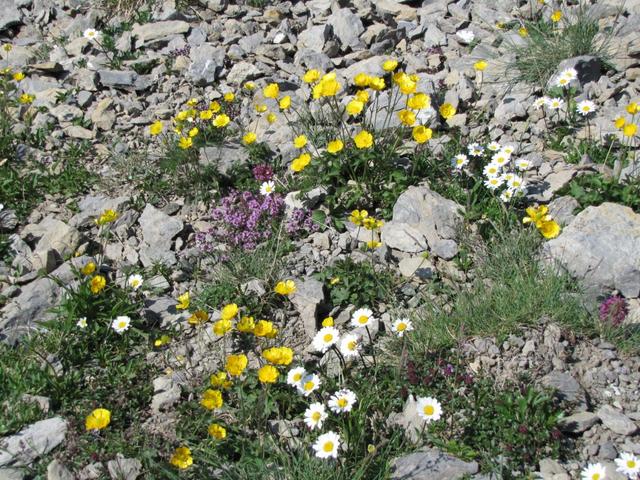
[592,474,600,480]
[323,441,334,452]
[423,405,434,416]
[304,381,314,391]
[628,461,636,468]
[358,315,368,324]
[293,373,302,382]
[397,323,406,331]
[347,341,357,350]
[312,412,321,421]
[118,321,127,328]
[337,398,348,408]
[323,333,333,342]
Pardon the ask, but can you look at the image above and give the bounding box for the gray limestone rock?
[597,405,638,436]
[0,417,68,467]
[390,449,479,480]
[138,204,183,267]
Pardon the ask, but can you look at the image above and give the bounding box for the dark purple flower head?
[252,164,273,182]
[599,295,628,326]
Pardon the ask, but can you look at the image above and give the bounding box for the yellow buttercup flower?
[237,315,256,333]
[266,112,277,123]
[279,95,291,110]
[627,102,639,114]
[186,98,198,107]
[622,123,638,137]
[397,77,416,95]
[293,134,307,149]
[518,26,528,37]
[398,109,416,126]
[85,408,111,431]
[312,73,341,99]
[291,153,311,172]
[303,69,321,83]
[178,137,193,149]
[354,130,373,149]
[253,320,277,338]
[12,72,25,81]
[210,371,232,389]
[154,335,171,347]
[95,209,119,226]
[263,83,280,99]
[176,292,190,310]
[355,89,369,103]
[80,261,96,276]
[258,365,279,383]
[349,209,368,226]
[255,103,268,113]
[213,114,230,127]
[369,76,386,91]
[188,127,199,138]
[346,99,364,116]
[3,44,12,52]
[223,92,235,102]
[551,10,562,22]
[382,59,399,72]
[274,280,296,295]
[262,347,293,365]
[366,240,382,249]
[199,109,213,120]
[473,60,488,71]
[90,275,106,294]
[327,139,344,154]
[614,117,626,129]
[243,81,256,90]
[170,447,193,470]
[213,319,233,336]
[149,120,163,135]
[439,103,456,119]
[210,101,221,112]
[188,310,209,325]
[539,220,560,239]
[220,303,239,321]
[353,73,371,87]
[407,92,430,110]
[412,125,433,144]
[225,354,248,377]
[208,423,227,440]
[243,132,257,145]
[523,205,552,228]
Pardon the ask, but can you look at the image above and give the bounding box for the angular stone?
[98,70,137,89]
[47,459,74,480]
[289,278,327,339]
[298,24,332,52]
[226,61,262,85]
[390,449,479,479]
[0,417,67,467]
[558,411,600,433]
[187,44,225,86]
[541,371,588,410]
[132,20,190,46]
[0,0,22,32]
[106,456,142,480]
[597,405,638,436]
[327,8,364,49]
[138,204,183,267]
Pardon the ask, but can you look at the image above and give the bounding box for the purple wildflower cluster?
[286,208,320,236]
[197,190,285,251]
[252,164,274,182]
[168,44,191,58]
[599,295,628,326]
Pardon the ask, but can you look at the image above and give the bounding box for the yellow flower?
[349,209,368,226]
[85,408,111,431]
[201,389,223,410]
[199,109,213,120]
[3,44,12,52]
[210,371,232,389]
[274,280,296,295]
[220,303,239,321]
[262,347,294,365]
[188,127,199,138]
[539,220,560,239]
[267,112,277,123]
[322,316,334,327]
[213,114,230,127]
[303,69,321,83]
[627,102,639,115]
[263,83,279,99]
[225,354,248,377]
[407,93,430,110]
[176,292,190,310]
[397,77,416,95]
[551,10,562,22]
[291,153,311,172]
[178,137,193,149]
[614,116,626,129]
[170,447,193,470]
[12,72,24,81]
[355,89,369,103]
[243,81,256,91]
[474,60,488,71]
[154,335,171,347]
[243,132,257,145]
[354,130,373,149]
[312,73,341,99]
[329,276,340,285]
[255,103,268,113]
[353,73,371,87]
[213,319,233,336]
[149,120,163,135]
[237,315,256,333]
[439,103,456,119]
[362,216,383,230]
[254,320,277,337]
[346,99,364,116]
[398,109,416,126]
[223,92,235,102]
[90,275,106,294]
[279,95,291,110]
[369,76,386,91]
[518,26,528,37]
[382,59,399,72]
[293,134,308,149]
[366,240,382,249]
[210,101,221,113]
[175,110,188,122]
[188,307,209,325]
[327,139,344,154]
[523,205,552,228]
[208,423,227,440]
[186,98,198,107]
[622,123,638,137]
[412,125,433,144]
[80,261,96,276]
[258,365,279,383]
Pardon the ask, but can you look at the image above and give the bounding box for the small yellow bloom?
[291,153,311,172]
[266,112,277,123]
[85,408,111,431]
[366,240,382,249]
[170,447,193,470]
[518,26,529,37]
[258,365,279,383]
[154,335,171,347]
[354,130,373,149]
[199,109,213,120]
[208,423,227,440]
[225,354,248,377]
[220,303,239,321]
[19,93,34,104]
[209,101,221,113]
[539,220,560,239]
[327,139,344,154]
[243,81,256,91]
[346,99,364,116]
[397,78,416,95]
[614,116,626,129]
[303,69,321,83]
[439,103,456,119]
[274,280,296,295]
[186,98,198,107]
[213,114,230,128]
[412,125,433,144]
[178,137,193,149]
[12,72,24,81]
[263,83,279,99]
[398,109,416,126]
[175,110,189,122]
[523,205,552,228]
[627,102,639,115]
[551,10,562,22]
[80,261,96,276]
[176,292,190,310]
[312,73,341,99]
[210,371,232,389]
[255,103,268,113]
[293,134,307,149]
[382,59,399,72]
[407,93,430,110]
[349,209,368,226]
[262,346,294,365]
[187,310,209,325]
[201,389,223,410]
[149,120,163,135]
[213,319,233,336]
[369,76,386,91]
[279,95,291,110]
[188,127,199,138]
[622,123,638,137]
[322,316,334,327]
[223,92,235,102]
[237,315,256,333]
[2,44,12,52]
[355,89,369,103]
[353,73,371,88]
[90,275,106,294]
[254,320,276,338]
[473,60,488,71]
[243,132,257,145]
[362,216,383,231]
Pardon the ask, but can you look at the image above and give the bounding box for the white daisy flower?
[487,141,501,151]
[328,389,358,413]
[576,100,596,116]
[83,28,102,41]
[111,315,131,334]
[391,318,414,337]
[0,203,4,211]
[260,181,275,196]
[560,67,578,81]
[556,76,571,88]
[515,159,531,170]
[532,97,548,109]
[416,396,443,423]
[312,431,341,459]
[507,174,525,190]
[297,373,321,396]
[456,29,475,44]
[127,274,143,291]
[546,97,564,110]
[615,452,640,477]
[467,143,484,156]
[581,463,607,480]
[492,151,511,167]
[483,162,501,178]
[484,176,504,190]
[304,402,328,430]
[451,154,469,170]
[312,326,340,353]
[501,145,515,155]
[286,366,306,387]
[351,308,374,328]
[77,317,88,329]
[339,333,361,359]
[500,189,514,202]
